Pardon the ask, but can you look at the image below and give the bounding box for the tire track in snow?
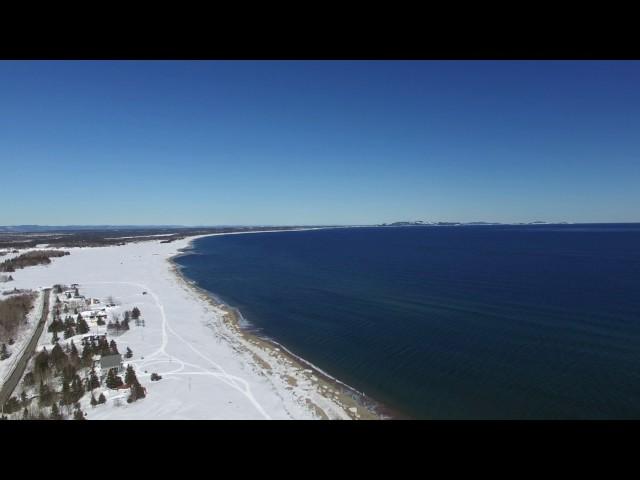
[82,281,271,419]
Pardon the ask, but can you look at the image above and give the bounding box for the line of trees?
[0,250,70,272]
[48,311,90,342]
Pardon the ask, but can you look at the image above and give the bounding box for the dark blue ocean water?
[174,225,640,419]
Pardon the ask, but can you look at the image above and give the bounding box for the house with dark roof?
[100,353,123,379]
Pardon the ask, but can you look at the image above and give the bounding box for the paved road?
[0,288,51,409]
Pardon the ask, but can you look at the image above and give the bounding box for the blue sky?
[1,60,639,225]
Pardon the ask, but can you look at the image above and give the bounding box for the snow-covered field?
[2,233,360,419]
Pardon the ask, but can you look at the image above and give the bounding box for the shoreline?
[168,232,399,420]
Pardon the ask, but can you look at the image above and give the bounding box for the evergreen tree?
[0,343,9,360]
[48,318,63,333]
[34,348,50,378]
[61,381,72,406]
[90,393,97,407]
[69,341,80,366]
[51,331,59,344]
[109,340,119,354]
[81,344,93,368]
[122,317,130,330]
[105,368,123,389]
[23,371,34,387]
[131,307,141,319]
[77,317,90,334]
[71,375,84,402]
[99,337,110,355]
[50,343,66,370]
[20,390,27,406]
[62,363,76,384]
[73,408,85,420]
[63,323,75,339]
[124,311,130,322]
[23,407,29,419]
[88,368,100,390]
[50,402,62,420]
[124,364,137,386]
[38,381,53,407]
[128,380,146,403]
[125,347,133,359]
[98,393,106,404]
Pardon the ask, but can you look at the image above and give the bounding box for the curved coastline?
[168,231,400,420]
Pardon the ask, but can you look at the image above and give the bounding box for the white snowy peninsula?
[1,233,379,420]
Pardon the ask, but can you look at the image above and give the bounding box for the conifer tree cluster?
[86,367,101,391]
[105,368,124,389]
[80,336,114,357]
[73,405,85,420]
[30,339,105,414]
[48,311,89,340]
[107,318,129,334]
[124,364,146,403]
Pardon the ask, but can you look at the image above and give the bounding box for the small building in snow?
[100,353,123,377]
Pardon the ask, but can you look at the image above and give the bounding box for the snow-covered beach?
[2,232,383,419]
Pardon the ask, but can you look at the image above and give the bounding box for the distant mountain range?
[0,221,585,233]
[379,221,571,227]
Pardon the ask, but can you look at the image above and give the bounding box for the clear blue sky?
[1,60,639,225]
